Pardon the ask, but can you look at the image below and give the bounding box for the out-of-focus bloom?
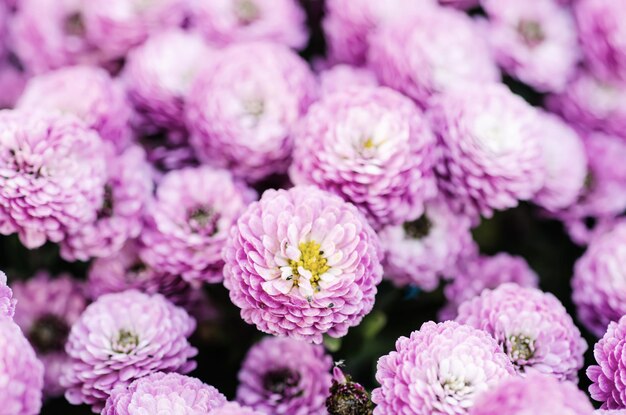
[323,0,436,66]
[12,273,86,397]
[429,84,545,220]
[210,402,265,415]
[224,186,383,343]
[17,65,133,151]
[482,0,579,92]
[547,70,626,141]
[237,336,333,415]
[469,373,595,415]
[141,166,255,284]
[368,6,499,107]
[123,29,214,132]
[102,372,226,415]
[0,271,15,318]
[0,110,107,249]
[290,86,437,229]
[372,321,515,415]
[533,111,587,211]
[189,0,308,49]
[81,0,188,60]
[0,318,44,415]
[0,59,28,109]
[61,145,152,261]
[318,64,378,96]
[140,130,199,180]
[597,411,626,415]
[326,367,373,415]
[379,198,473,291]
[441,253,539,320]
[62,290,197,411]
[456,283,587,382]
[588,315,626,409]
[187,42,317,182]
[438,0,479,9]
[575,0,626,81]
[572,222,626,337]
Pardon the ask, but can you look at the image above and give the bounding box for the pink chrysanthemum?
[318,64,378,97]
[379,198,474,291]
[237,337,333,415]
[290,86,437,230]
[0,271,15,318]
[210,402,265,415]
[0,110,107,249]
[0,318,44,415]
[368,5,499,107]
[189,0,308,49]
[17,65,133,151]
[186,41,317,182]
[123,29,214,132]
[62,290,197,412]
[102,372,226,415]
[12,272,87,397]
[140,166,255,284]
[456,283,587,382]
[588,315,626,409]
[61,145,152,261]
[223,186,383,343]
[372,321,515,415]
[482,0,579,92]
[469,373,594,415]
[429,83,545,220]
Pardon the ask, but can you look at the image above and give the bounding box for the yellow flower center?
[363,138,375,149]
[288,241,330,292]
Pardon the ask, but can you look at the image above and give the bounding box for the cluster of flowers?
[0,0,625,413]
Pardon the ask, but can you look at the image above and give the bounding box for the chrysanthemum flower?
[588,315,626,409]
[0,271,15,318]
[17,65,133,151]
[368,5,499,107]
[456,283,587,382]
[0,110,107,249]
[237,337,333,415]
[186,41,317,182]
[469,373,594,415]
[0,318,44,415]
[12,272,87,397]
[379,198,473,291]
[224,186,383,343]
[140,166,255,284]
[372,321,515,415]
[62,290,197,412]
[429,84,545,220]
[102,372,226,415]
[189,0,308,49]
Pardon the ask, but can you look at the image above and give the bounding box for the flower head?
[0,271,15,318]
[588,315,626,409]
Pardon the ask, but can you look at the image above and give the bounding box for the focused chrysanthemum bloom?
[12,272,87,397]
[224,186,383,343]
[533,111,587,211]
[323,0,436,66]
[372,321,515,415]
[317,64,378,97]
[575,0,626,81]
[429,84,545,220]
[440,253,539,320]
[123,29,214,132]
[62,290,197,411]
[456,283,587,382]
[186,41,317,182]
[0,318,44,415]
[469,373,595,415]
[379,198,473,291]
[588,315,626,409]
[236,337,333,415]
[290,86,437,229]
[0,110,107,249]
[368,5,499,107]
[547,70,626,141]
[572,222,626,337]
[102,372,227,415]
[17,65,133,151]
[141,166,255,284]
[81,0,188,60]
[210,402,264,415]
[61,145,153,261]
[189,0,308,49]
[0,270,15,318]
[482,0,579,92]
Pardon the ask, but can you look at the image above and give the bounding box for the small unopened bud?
[326,367,373,415]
